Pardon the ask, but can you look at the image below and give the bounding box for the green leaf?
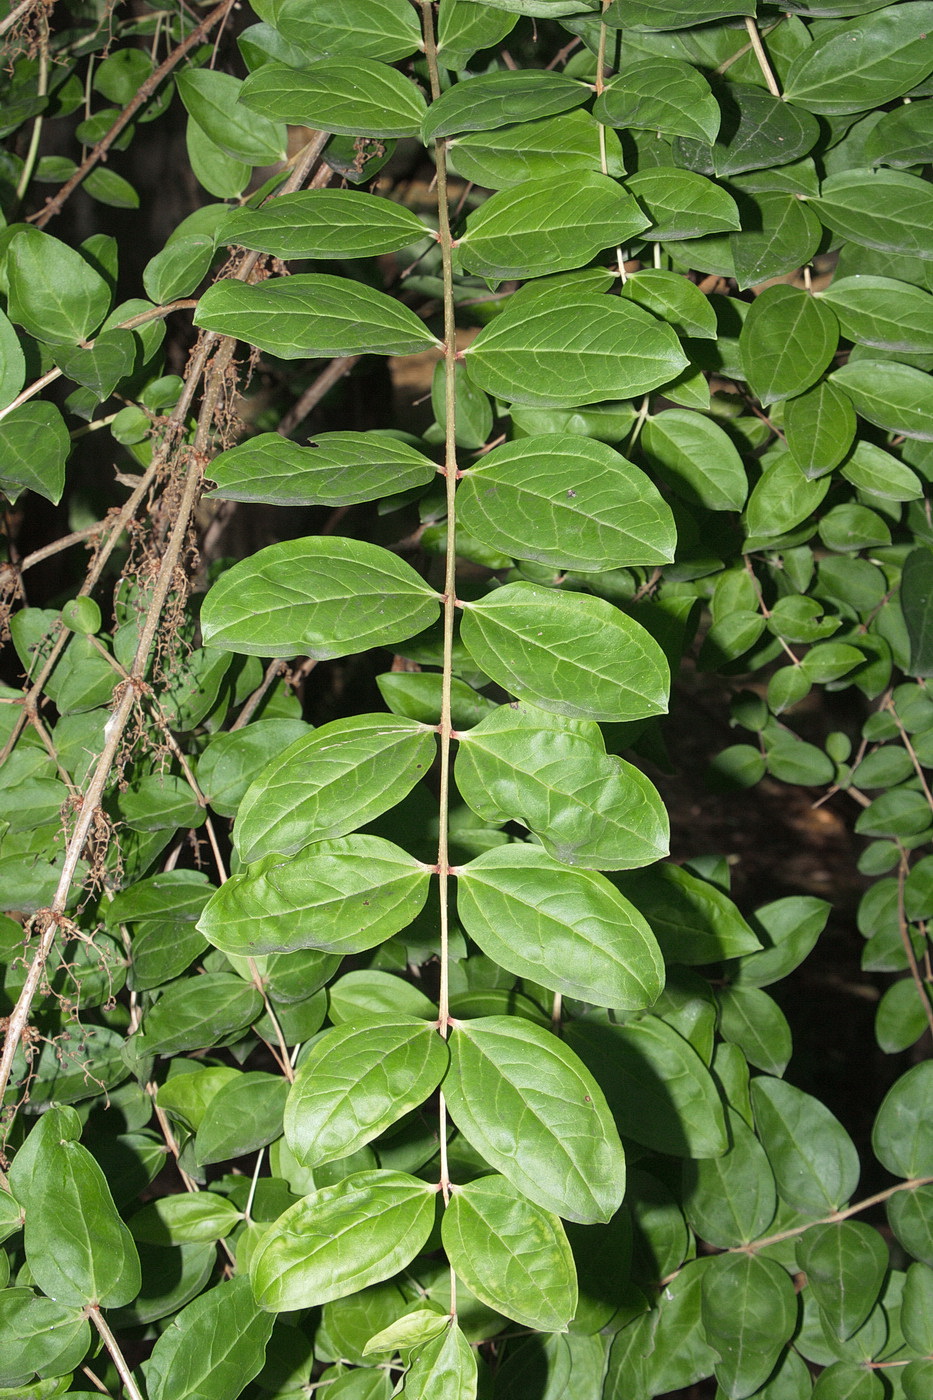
[146,1276,275,1400]
[456,434,675,572]
[143,235,214,303]
[194,1072,289,1166]
[456,844,664,1009]
[700,1252,798,1399]
[239,59,427,137]
[194,274,440,360]
[459,582,670,722]
[437,0,518,66]
[865,98,933,169]
[424,70,587,141]
[684,83,820,179]
[744,453,829,541]
[220,189,429,261]
[402,1322,477,1400]
[139,972,263,1056]
[198,834,431,956]
[448,109,621,189]
[0,402,70,506]
[626,166,741,240]
[207,432,436,508]
[831,359,933,440]
[796,1221,888,1340]
[6,229,110,344]
[731,895,830,988]
[567,1012,728,1159]
[275,0,423,61]
[285,1016,447,1167]
[0,308,25,412]
[328,969,437,1024]
[730,191,824,291]
[901,547,933,677]
[841,441,922,501]
[640,408,747,511]
[177,67,286,164]
[740,285,839,404]
[0,1288,90,1387]
[442,1175,577,1331]
[250,1170,436,1310]
[458,172,648,281]
[595,60,719,144]
[621,269,717,339]
[813,169,933,261]
[187,118,250,198]
[902,1262,933,1355]
[820,275,933,355]
[615,862,762,964]
[20,1109,140,1308]
[716,984,793,1076]
[196,719,310,818]
[751,1076,860,1215]
[465,293,687,408]
[681,1107,777,1246]
[201,536,440,659]
[232,714,435,864]
[55,329,136,399]
[364,1308,449,1357]
[83,167,140,209]
[445,1016,626,1223]
[785,380,857,477]
[783,3,933,115]
[810,1362,884,1399]
[130,1193,242,1245]
[454,700,669,870]
[872,1061,933,1177]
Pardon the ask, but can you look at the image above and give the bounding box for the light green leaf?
[194,274,440,360]
[752,1076,860,1215]
[796,1221,888,1340]
[716,984,793,1077]
[207,432,437,507]
[275,0,423,61]
[139,972,263,1056]
[783,3,933,115]
[682,1107,777,1247]
[220,189,429,261]
[872,1061,933,1177]
[443,1175,576,1331]
[0,402,70,506]
[459,582,670,722]
[285,1016,448,1167]
[327,969,437,1024]
[595,59,719,144]
[784,380,857,478]
[614,862,762,964]
[731,895,830,988]
[146,1276,274,1400]
[831,359,933,440]
[187,118,250,198]
[455,700,669,869]
[201,536,440,659]
[458,172,647,280]
[813,170,933,261]
[176,68,286,164]
[194,1072,289,1166]
[130,1193,242,1245]
[402,1322,477,1400]
[364,1308,449,1357]
[437,0,518,66]
[0,1288,90,1388]
[464,294,687,408]
[250,1170,436,1310]
[741,284,839,404]
[424,69,587,141]
[640,408,747,511]
[841,440,922,501]
[448,109,621,189]
[625,166,741,241]
[445,1016,626,1224]
[621,269,718,339]
[196,719,311,818]
[456,434,675,572]
[232,714,435,863]
[700,1252,798,1399]
[6,229,110,345]
[744,452,829,540]
[239,58,428,137]
[456,844,664,1009]
[198,834,431,956]
[820,275,933,354]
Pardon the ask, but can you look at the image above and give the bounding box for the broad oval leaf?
[872,1061,933,1177]
[831,359,933,440]
[175,68,286,164]
[813,169,933,261]
[458,172,648,280]
[751,1075,860,1215]
[194,1072,289,1166]
[6,228,110,345]
[740,283,839,404]
[146,1275,274,1400]
[449,108,622,190]
[207,432,437,508]
[232,714,436,864]
[700,1251,798,1399]
[456,844,664,1010]
[442,1175,577,1331]
[250,1170,437,1310]
[0,401,71,506]
[615,862,762,964]
[455,701,669,869]
[275,0,423,62]
[902,546,933,677]
[219,189,429,261]
[444,1015,626,1224]
[681,1106,777,1246]
[783,3,933,115]
[784,379,857,477]
[401,1321,477,1400]
[796,1221,888,1340]
[200,537,441,659]
[456,434,675,571]
[194,274,440,359]
[239,59,428,137]
[424,69,588,141]
[139,972,263,1057]
[625,166,741,241]
[731,190,824,291]
[640,408,748,511]
[284,1016,448,1167]
[464,295,688,408]
[595,59,720,144]
[820,275,933,354]
[0,1289,90,1388]
[460,582,669,723]
[198,834,431,956]
[129,1193,242,1245]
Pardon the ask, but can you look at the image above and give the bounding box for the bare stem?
[86,1307,145,1400]
[744,16,782,98]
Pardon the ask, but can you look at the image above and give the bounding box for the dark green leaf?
[139,972,263,1056]
[424,70,587,141]
[146,1275,275,1400]
[0,402,70,506]
[900,547,933,676]
[741,284,839,404]
[751,1076,859,1214]
[783,4,933,115]
[797,1221,888,1340]
[626,166,741,240]
[595,60,719,144]
[872,1061,933,1176]
[785,380,857,477]
[716,984,793,1076]
[682,1107,777,1246]
[731,191,824,291]
[194,1072,289,1165]
[6,228,110,344]
[700,1252,797,1398]
[177,68,286,164]
[616,862,762,964]
[239,59,428,137]
[0,1290,90,1388]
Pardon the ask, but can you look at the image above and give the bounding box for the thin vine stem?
[86,1306,145,1400]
